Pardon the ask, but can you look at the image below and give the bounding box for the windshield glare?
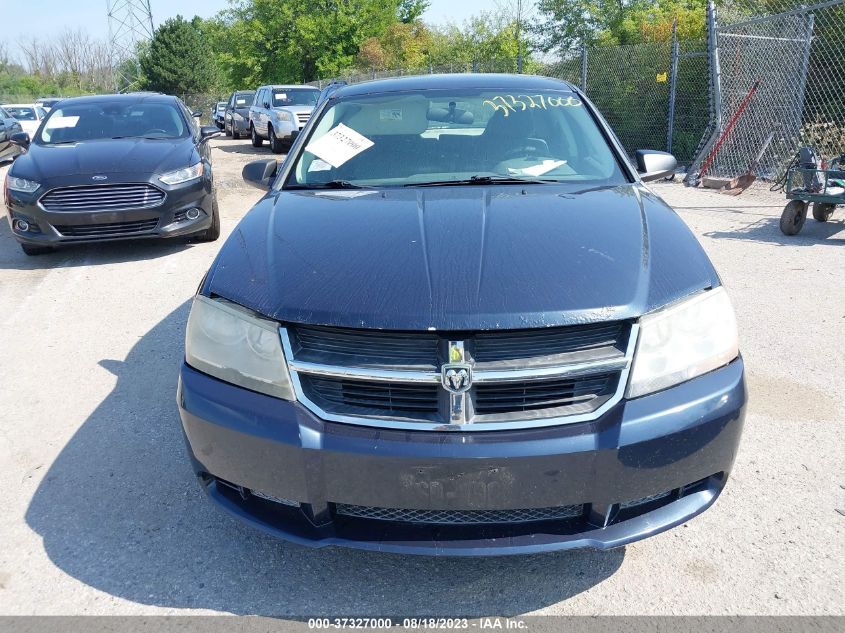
[38,102,188,144]
[286,89,627,188]
[273,89,319,107]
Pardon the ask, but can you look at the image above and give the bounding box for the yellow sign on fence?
[656,72,668,83]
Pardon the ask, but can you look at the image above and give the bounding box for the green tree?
[139,16,217,94]
[397,0,429,23]
[217,0,402,85]
[533,0,706,51]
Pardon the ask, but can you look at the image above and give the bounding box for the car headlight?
[7,176,41,193]
[626,287,739,398]
[185,295,295,400]
[274,110,292,122]
[159,162,203,185]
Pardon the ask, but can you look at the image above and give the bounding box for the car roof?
[258,85,320,90]
[47,93,177,107]
[332,73,577,99]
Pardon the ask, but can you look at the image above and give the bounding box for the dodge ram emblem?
[441,363,472,394]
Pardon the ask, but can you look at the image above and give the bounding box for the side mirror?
[199,125,221,142]
[192,110,203,118]
[242,159,278,190]
[10,132,30,149]
[264,101,271,109]
[635,149,677,182]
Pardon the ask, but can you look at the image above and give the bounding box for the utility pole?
[107,0,155,92]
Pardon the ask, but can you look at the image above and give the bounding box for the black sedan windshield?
[38,101,188,144]
[286,89,627,188]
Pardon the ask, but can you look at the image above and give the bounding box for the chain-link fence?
[688,0,845,183]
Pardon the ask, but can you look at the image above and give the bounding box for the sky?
[3,0,493,63]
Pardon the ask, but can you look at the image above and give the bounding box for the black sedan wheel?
[193,195,221,242]
[224,123,232,137]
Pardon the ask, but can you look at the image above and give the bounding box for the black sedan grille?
[40,184,165,212]
[54,218,159,237]
[474,373,618,414]
[285,321,633,428]
[334,503,584,525]
[302,376,439,415]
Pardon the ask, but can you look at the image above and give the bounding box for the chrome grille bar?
[280,323,638,431]
[40,184,166,212]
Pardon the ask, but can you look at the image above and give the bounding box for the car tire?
[194,195,221,242]
[251,125,263,148]
[20,243,54,256]
[812,202,835,222]
[269,126,284,154]
[780,200,808,235]
[232,125,241,140]
[224,122,232,137]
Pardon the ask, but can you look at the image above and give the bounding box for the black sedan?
[0,106,25,163]
[3,93,221,256]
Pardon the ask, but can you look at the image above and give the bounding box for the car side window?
[178,101,199,139]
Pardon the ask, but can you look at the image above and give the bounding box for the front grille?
[291,326,438,369]
[334,503,584,525]
[474,322,626,368]
[40,184,165,212]
[296,112,310,126]
[303,375,439,414]
[284,321,634,430]
[474,372,618,415]
[54,218,159,237]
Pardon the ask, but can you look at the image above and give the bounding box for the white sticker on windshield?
[508,159,567,177]
[47,116,79,129]
[308,159,332,172]
[236,98,247,105]
[305,123,374,168]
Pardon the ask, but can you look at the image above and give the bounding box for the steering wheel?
[502,138,551,161]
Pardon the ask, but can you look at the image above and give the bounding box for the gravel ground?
[0,138,842,616]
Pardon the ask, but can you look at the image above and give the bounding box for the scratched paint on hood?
[205,183,719,331]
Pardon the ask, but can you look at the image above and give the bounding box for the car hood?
[276,105,314,114]
[206,184,719,331]
[12,137,196,180]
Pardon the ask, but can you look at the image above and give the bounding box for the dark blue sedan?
[177,74,746,555]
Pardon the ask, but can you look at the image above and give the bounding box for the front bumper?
[178,359,746,556]
[6,174,214,245]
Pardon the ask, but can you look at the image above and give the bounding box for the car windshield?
[273,89,319,107]
[6,106,38,121]
[285,88,628,188]
[234,93,254,106]
[38,101,188,144]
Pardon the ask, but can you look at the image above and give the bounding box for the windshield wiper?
[288,180,368,190]
[409,175,549,187]
[110,135,169,140]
